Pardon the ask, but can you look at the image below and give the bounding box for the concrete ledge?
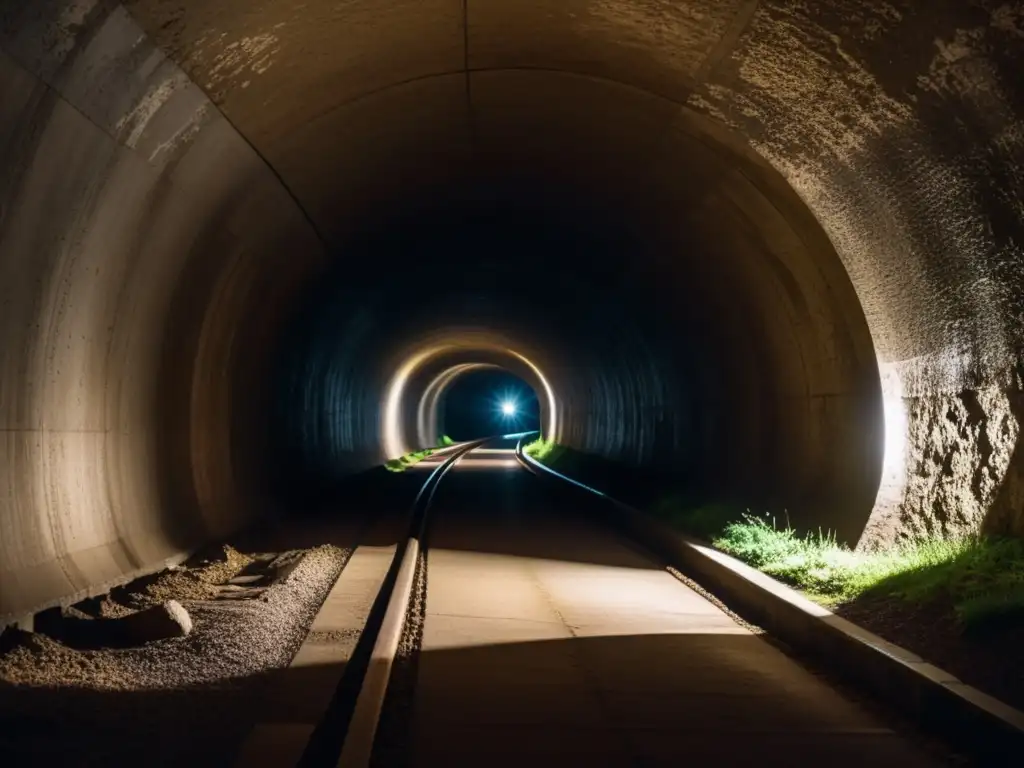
[516,444,1024,762]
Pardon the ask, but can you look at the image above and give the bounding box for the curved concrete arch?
[417,364,497,448]
[2,1,1023,622]
[382,336,559,459]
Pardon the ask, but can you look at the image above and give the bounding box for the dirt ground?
[837,593,1024,712]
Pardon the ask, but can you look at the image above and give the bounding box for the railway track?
[335,438,480,767]
[293,437,955,768]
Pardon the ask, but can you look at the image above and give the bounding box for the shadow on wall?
[985,389,1024,538]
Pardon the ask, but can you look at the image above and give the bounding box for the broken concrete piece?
[34,601,192,649]
[121,600,192,644]
[214,587,267,601]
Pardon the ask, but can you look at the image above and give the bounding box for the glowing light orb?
[501,400,517,417]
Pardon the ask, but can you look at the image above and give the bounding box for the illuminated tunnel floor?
[369,466,951,766]
[0,457,958,766]
[422,446,521,470]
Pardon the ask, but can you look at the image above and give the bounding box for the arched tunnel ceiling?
[125,0,737,144]
[123,0,1024,530]
[1,1,1023,622]
[123,0,1024,377]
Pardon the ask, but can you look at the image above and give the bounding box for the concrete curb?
[515,443,1024,762]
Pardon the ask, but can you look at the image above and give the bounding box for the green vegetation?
[384,448,435,472]
[520,442,1024,630]
[676,507,1024,629]
[383,436,455,472]
[523,438,563,464]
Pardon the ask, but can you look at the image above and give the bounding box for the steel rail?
[332,436,488,768]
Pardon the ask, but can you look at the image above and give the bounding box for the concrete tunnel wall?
[0,2,327,620]
[2,0,1024,621]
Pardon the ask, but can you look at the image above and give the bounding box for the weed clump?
[524,438,561,463]
[707,512,1024,628]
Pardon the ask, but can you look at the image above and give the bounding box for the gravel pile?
[0,541,353,766]
[0,544,347,692]
[88,545,257,619]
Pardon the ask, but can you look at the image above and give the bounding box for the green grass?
[384,436,459,472]
[706,512,1024,629]
[523,438,563,464]
[519,447,1024,631]
[384,448,434,472]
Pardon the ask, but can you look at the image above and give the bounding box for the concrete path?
[405,468,943,767]
[235,511,410,767]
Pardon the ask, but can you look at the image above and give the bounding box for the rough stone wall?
[690,0,1024,543]
[899,385,1019,538]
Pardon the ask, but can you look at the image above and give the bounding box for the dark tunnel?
[438,368,541,441]
[1,0,1023,627]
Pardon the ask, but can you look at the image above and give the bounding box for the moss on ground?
[523,438,563,464]
[383,436,455,472]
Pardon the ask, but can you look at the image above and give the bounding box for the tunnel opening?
[3,5,1024,764]
[267,150,885,547]
[437,367,541,442]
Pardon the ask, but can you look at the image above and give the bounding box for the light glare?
[501,400,517,417]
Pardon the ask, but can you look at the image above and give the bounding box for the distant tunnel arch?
[414,363,542,447]
[382,337,559,458]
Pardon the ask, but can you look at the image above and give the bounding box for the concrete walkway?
[234,515,406,767]
[406,468,942,767]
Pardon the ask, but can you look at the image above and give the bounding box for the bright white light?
[501,400,517,417]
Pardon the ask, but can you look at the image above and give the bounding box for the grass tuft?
[384,447,436,472]
[707,512,1024,628]
[384,436,461,471]
[523,438,562,464]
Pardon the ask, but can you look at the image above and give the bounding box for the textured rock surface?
[689,1,1024,544]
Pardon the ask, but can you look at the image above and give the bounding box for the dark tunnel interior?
[272,197,696,504]
[2,0,1024,626]
[438,368,540,441]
